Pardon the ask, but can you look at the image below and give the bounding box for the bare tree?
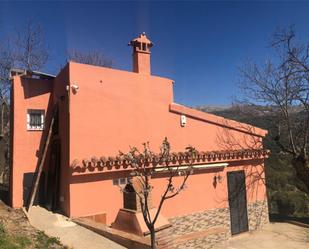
[0,42,14,102]
[119,138,196,249]
[14,20,49,71]
[67,49,112,68]
[0,19,49,185]
[0,19,49,99]
[239,26,309,193]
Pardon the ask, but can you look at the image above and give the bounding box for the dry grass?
[0,201,66,249]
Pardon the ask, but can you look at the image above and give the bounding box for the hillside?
[0,201,66,249]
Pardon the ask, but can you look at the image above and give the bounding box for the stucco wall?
[10,61,268,228]
[66,62,267,224]
[151,161,266,219]
[10,67,71,215]
[68,62,262,159]
[69,161,266,224]
[53,65,70,215]
[10,76,53,207]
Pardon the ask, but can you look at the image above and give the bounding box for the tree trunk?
[150,227,157,249]
[292,156,309,193]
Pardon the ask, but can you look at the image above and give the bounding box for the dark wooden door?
[46,139,61,211]
[227,170,249,235]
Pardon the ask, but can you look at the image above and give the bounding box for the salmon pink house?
[10,33,269,248]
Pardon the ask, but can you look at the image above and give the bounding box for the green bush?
[0,222,30,249]
[35,231,62,249]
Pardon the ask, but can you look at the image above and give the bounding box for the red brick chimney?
[129,32,153,75]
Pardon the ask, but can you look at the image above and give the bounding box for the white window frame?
[27,109,45,131]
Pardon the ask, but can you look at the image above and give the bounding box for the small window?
[142,43,147,51]
[113,178,129,186]
[120,178,127,185]
[27,110,44,131]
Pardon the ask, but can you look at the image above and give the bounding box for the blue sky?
[1,1,309,107]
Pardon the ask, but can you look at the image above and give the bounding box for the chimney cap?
[129,32,153,48]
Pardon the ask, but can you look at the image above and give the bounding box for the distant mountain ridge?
[195,105,231,113]
[196,104,269,126]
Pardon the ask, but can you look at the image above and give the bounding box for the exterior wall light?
[180,115,186,127]
[213,173,224,188]
[214,174,223,184]
[71,84,79,94]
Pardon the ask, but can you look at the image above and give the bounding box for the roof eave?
[169,103,268,137]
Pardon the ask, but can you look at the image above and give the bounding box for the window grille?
[27,110,44,130]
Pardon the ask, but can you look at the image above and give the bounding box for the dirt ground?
[218,222,309,249]
[0,200,66,249]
